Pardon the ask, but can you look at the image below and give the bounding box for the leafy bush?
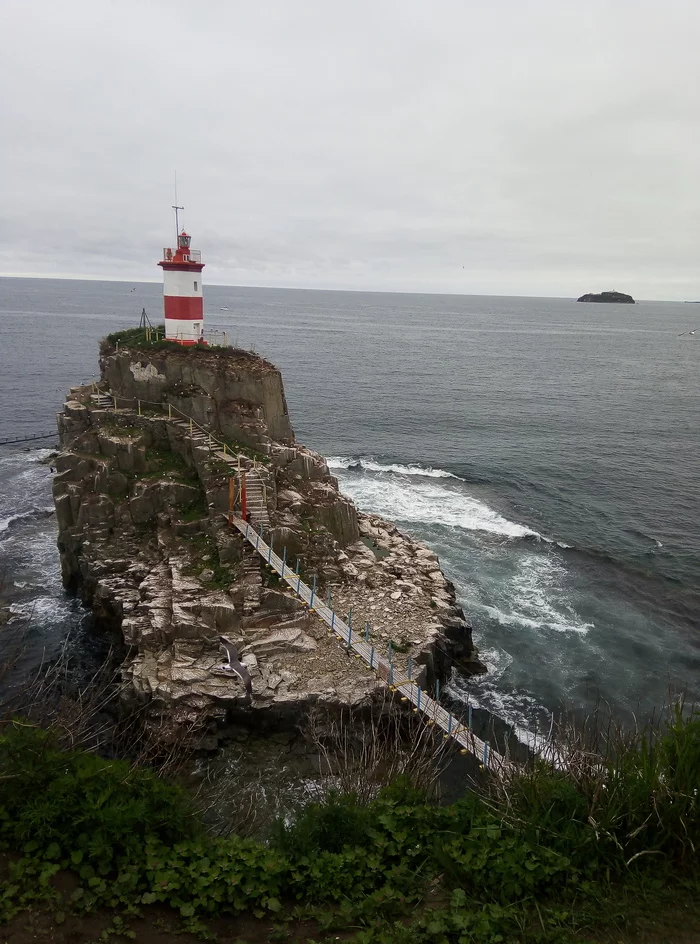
[0,708,698,939]
[0,725,197,868]
[271,791,376,856]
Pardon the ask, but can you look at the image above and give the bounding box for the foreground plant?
[0,703,698,942]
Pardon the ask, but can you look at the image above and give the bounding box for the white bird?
[217,635,253,702]
[678,328,698,336]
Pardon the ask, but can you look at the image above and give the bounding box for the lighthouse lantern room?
[158,227,205,345]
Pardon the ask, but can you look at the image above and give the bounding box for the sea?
[1,277,698,736]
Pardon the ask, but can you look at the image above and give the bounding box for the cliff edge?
[53,334,485,738]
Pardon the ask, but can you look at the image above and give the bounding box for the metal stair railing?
[227,514,510,775]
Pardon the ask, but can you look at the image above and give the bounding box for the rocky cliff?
[53,335,485,739]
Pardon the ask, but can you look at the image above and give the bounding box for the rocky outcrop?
[53,343,485,739]
[577,291,635,304]
[99,340,294,451]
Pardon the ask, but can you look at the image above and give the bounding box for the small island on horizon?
[577,290,635,304]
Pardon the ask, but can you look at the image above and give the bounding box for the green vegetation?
[217,433,271,467]
[104,327,259,358]
[179,494,209,522]
[1,707,699,941]
[144,446,199,484]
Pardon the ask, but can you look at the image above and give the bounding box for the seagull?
[217,635,253,702]
[678,328,698,336]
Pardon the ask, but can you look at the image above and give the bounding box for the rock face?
[577,291,635,304]
[53,339,485,738]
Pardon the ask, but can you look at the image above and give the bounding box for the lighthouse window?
[194,281,198,290]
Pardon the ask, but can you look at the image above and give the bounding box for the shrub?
[0,724,197,869]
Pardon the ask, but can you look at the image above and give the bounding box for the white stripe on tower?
[158,230,206,346]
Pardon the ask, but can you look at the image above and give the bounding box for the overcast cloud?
[1,0,699,298]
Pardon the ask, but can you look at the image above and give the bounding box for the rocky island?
[577,290,635,304]
[52,332,485,741]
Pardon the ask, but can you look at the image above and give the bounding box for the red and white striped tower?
[158,228,205,345]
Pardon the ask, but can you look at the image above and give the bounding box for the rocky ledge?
[577,291,635,304]
[52,333,485,739]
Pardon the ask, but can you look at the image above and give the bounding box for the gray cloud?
[2,0,699,297]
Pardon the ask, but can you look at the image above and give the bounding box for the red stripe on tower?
[158,228,206,345]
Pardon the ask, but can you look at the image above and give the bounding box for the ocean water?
[1,277,698,731]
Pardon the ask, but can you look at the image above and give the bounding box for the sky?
[1,0,699,298]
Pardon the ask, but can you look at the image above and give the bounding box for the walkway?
[85,388,508,774]
[227,514,509,775]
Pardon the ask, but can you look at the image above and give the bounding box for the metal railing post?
[267,536,273,566]
[417,686,422,711]
[468,704,473,729]
[310,574,316,609]
[282,546,286,576]
[365,621,370,642]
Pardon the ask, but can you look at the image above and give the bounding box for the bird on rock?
[217,635,253,703]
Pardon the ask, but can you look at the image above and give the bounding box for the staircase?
[245,471,270,530]
[89,390,271,530]
[241,545,263,615]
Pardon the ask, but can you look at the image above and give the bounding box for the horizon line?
[0,273,689,304]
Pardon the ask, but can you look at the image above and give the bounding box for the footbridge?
[226,514,509,774]
[81,387,509,774]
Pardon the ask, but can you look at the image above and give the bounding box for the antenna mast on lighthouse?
[172,204,184,241]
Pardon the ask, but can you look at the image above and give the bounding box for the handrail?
[227,513,510,775]
[90,390,268,474]
[81,384,508,772]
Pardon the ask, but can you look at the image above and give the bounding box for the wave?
[332,461,541,539]
[327,456,461,479]
[0,506,54,535]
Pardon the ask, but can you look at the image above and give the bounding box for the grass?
[144,447,199,484]
[104,327,268,363]
[0,705,698,941]
[217,433,271,466]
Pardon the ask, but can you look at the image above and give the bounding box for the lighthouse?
[158,228,205,345]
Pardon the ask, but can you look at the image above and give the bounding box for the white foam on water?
[0,507,55,535]
[448,655,550,749]
[333,465,540,539]
[0,513,24,534]
[327,456,460,479]
[27,448,56,463]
